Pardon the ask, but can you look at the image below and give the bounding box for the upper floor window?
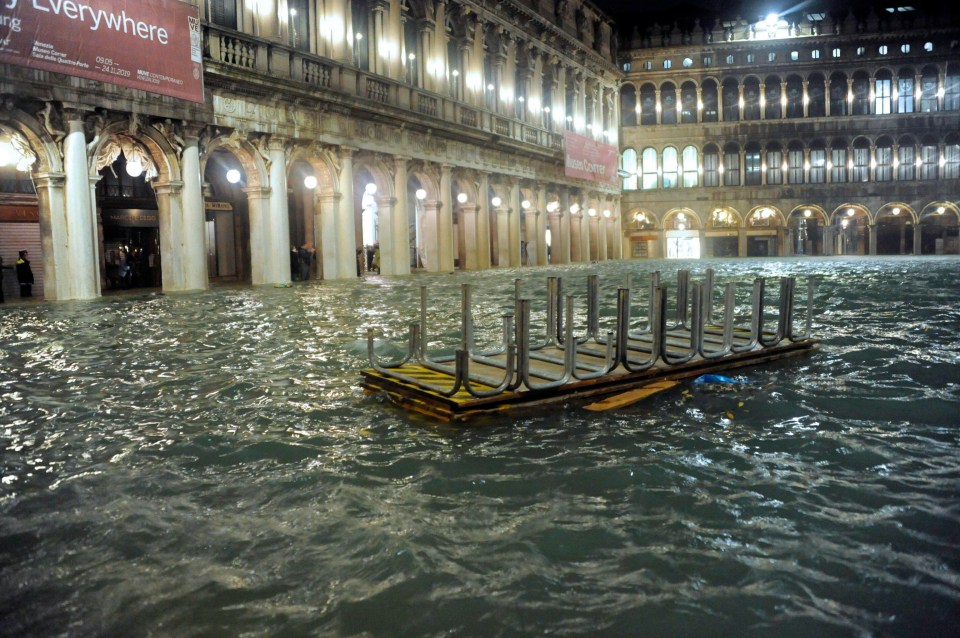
[664,60,673,69]
[662,147,679,188]
[879,45,888,55]
[703,56,713,67]
[790,51,799,61]
[682,58,693,68]
[746,54,755,63]
[641,148,658,189]
[812,50,821,59]
[622,149,638,191]
[832,48,841,58]
[726,55,734,64]
[209,0,238,29]
[682,146,699,187]
[768,52,777,62]
[901,44,911,53]
[898,77,915,113]
[623,62,632,72]
[643,61,653,70]
[856,47,866,56]
[924,42,934,52]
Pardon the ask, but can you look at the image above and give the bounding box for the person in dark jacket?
[16,250,33,298]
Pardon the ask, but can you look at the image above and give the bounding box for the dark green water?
[1,257,958,637]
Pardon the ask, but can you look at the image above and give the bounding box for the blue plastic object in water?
[693,374,741,386]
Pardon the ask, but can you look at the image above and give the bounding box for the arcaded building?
[0,0,622,301]
[618,6,960,259]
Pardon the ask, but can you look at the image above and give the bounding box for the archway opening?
[203,150,251,283]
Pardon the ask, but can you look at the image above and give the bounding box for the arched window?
[943,134,960,179]
[722,78,740,121]
[209,0,237,29]
[945,63,960,111]
[897,136,916,180]
[920,136,938,179]
[662,146,679,188]
[920,66,939,112]
[852,137,870,182]
[680,82,698,123]
[764,76,781,118]
[745,142,762,185]
[875,136,894,181]
[640,84,657,125]
[743,77,761,120]
[682,146,699,187]
[641,147,658,189]
[851,71,870,115]
[808,74,826,117]
[288,0,310,51]
[788,141,804,184]
[622,148,638,190]
[723,142,740,186]
[786,75,804,118]
[829,72,848,116]
[701,80,719,122]
[809,141,826,183]
[897,67,915,113]
[874,70,893,114]
[766,142,783,185]
[661,82,678,125]
[830,139,848,182]
[703,144,720,186]
[621,84,638,126]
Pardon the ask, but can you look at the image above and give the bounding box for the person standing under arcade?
[16,250,34,298]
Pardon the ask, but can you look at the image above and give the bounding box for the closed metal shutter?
[0,222,44,300]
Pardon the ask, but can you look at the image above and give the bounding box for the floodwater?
[1,257,958,637]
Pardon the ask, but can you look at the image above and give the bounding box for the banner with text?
[0,0,204,103]
[563,131,618,185]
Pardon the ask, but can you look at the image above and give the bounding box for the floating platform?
[361,270,818,421]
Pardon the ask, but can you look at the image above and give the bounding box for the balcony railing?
[203,24,562,155]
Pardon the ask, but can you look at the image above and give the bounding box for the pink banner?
[0,0,204,103]
[563,130,618,185]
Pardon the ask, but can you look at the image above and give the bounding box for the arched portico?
[787,206,829,256]
[919,202,960,255]
[830,204,871,256]
[875,202,918,255]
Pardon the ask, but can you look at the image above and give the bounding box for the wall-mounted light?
[546,201,559,213]
[491,196,502,207]
[365,183,377,195]
[226,169,241,184]
[602,209,612,218]
[570,203,580,214]
[521,199,531,210]
[457,193,468,204]
[587,208,597,217]
[415,188,427,200]
[304,175,318,189]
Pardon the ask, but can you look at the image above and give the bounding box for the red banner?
[0,0,204,103]
[563,131,618,185]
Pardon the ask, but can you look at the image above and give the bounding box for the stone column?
[317,193,342,278]
[495,201,510,268]
[337,147,358,278]
[591,214,603,260]
[459,202,480,269]
[32,172,65,300]
[535,186,548,266]
[477,171,492,269]
[557,190,571,264]
[176,131,208,291]
[868,224,877,255]
[388,156,411,275]
[508,181,521,266]
[266,137,292,285]
[62,116,100,300]
[154,181,187,292]
[243,186,271,285]
[438,164,454,271]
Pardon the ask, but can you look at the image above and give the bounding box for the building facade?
[618,7,960,259]
[0,0,622,301]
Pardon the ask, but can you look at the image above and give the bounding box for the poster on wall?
[0,0,204,103]
[563,131,619,185]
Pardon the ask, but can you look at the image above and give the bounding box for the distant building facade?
[618,7,960,258]
[0,0,621,301]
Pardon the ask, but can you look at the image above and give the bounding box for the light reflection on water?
[1,257,959,637]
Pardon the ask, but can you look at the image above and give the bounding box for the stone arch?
[745,205,786,227]
[788,204,829,225]
[788,205,829,256]
[89,118,183,183]
[201,132,270,190]
[875,202,918,225]
[0,107,62,174]
[664,207,702,229]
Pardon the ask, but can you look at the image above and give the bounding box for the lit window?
[747,53,755,63]
[664,60,672,69]
[703,56,712,67]
[726,55,734,64]
[768,52,777,62]
[790,51,799,61]
[683,58,693,68]
[832,48,841,58]
[623,62,632,71]
[643,61,653,70]
[879,45,888,55]
[857,47,866,56]
[812,50,821,59]
[901,43,911,53]
[924,42,934,52]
